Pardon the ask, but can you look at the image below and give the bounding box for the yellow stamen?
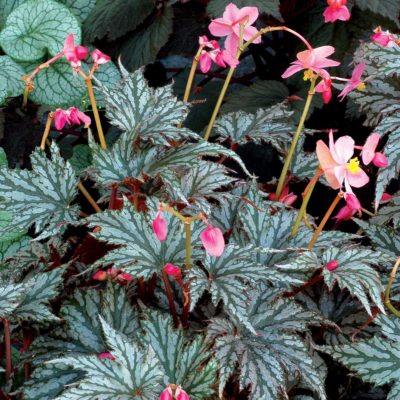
[303,69,314,81]
[346,157,362,174]
[356,82,366,91]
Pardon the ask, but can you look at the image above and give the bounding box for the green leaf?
[0,142,80,240]
[208,288,326,400]
[69,144,92,177]
[371,192,400,228]
[99,66,196,145]
[24,57,121,108]
[83,0,157,42]
[0,0,26,30]
[322,246,385,315]
[0,283,25,317]
[215,103,294,152]
[58,0,96,23]
[0,0,81,62]
[0,55,26,104]
[354,0,400,25]
[52,318,163,400]
[143,311,216,398]
[0,210,26,242]
[0,235,30,262]
[119,5,174,71]
[0,147,7,167]
[207,0,282,21]
[290,135,319,180]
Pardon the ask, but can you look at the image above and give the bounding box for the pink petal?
[200,226,225,257]
[242,25,261,42]
[176,386,190,400]
[333,205,354,221]
[345,193,361,211]
[208,19,233,37]
[200,52,212,73]
[323,7,339,23]
[335,6,351,21]
[54,109,69,130]
[152,211,168,241]
[372,152,388,168]
[225,34,240,57]
[75,46,89,60]
[281,64,304,79]
[91,49,110,64]
[235,6,259,25]
[333,165,346,187]
[316,140,341,189]
[118,272,134,281]
[338,83,357,101]
[222,49,239,68]
[361,133,380,165]
[351,62,366,82]
[313,45,336,59]
[63,33,75,54]
[160,387,173,400]
[346,169,369,188]
[333,136,354,164]
[326,260,340,271]
[98,352,115,360]
[223,3,239,22]
[163,263,181,278]
[371,31,391,47]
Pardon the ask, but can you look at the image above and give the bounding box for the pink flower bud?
[68,107,91,128]
[91,49,111,65]
[371,27,394,47]
[92,271,108,281]
[326,260,339,271]
[54,109,70,130]
[98,352,115,360]
[160,386,173,400]
[333,205,354,221]
[176,386,190,400]
[118,272,134,281]
[381,193,393,203]
[163,264,181,278]
[345,193,361,212]
[152,211,168,241]
[372,152,388,168]
[327,0,346,6]
[200,225,225,257]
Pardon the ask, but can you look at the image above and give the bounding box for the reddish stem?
[162,271,179,328]
[283,274,323,298]
[109,184,119,210]
[4,319,12,382]
[176,277,190,329]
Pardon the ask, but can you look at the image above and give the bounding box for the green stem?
[276,78,316,199]
[385,257,400,317]
[185,221,191,269]
[308,194,341,250]
[40,112,55,151]
[291,169,322,236]
[183,47,202,104]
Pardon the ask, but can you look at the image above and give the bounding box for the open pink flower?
[208,3,261,57]
[359,133,388,168]
[371,27,396,47]
[281,46,340,79]
[198,36,226,73]
[54,109,70,130]
[323,0,350,23]
[53,107,91,130]
[315,78,332,104]
[91,49,110,65]
[63,33,88,67]
[338,62,366,101]
[152,210,168,241]
[200,222,225,257]
[316,130,369,194]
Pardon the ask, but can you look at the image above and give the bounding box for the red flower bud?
[372,152,388,168]
[326,260,339,271]
[163,263,181,278]
[92,271,108,281]
[152,210,168,241]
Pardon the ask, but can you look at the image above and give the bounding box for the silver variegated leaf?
[353,0,400,24]
[0,142,80,240]
[322,246,385,315]
[0,282,25,317]
[371,192,400,228]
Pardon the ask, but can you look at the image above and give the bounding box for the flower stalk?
[3,319,12,382]
[182,46,203,104]
[162,269,180,327]
[40,112,55,151]
[385,257,400,317]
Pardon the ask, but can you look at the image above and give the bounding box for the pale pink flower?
[326,260,339,271]
[323,0,350,23]
[200,222,225,257]
[68,107,91,127]
[208,3,261,57]
[315,78,332,104]
[63,33,88,67]
[163,263,182,278]
[281,46,340,79]
[152,210,168,241]
[316,130,369,194]
[91,49,111,65]
[98,352,115,360]
[198,36,226,73]
[371,27,396,47]
[338,62,366,101]
[268,185,297,206]
[359,133,388,168]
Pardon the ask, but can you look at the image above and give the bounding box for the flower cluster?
[92,268,134,284]
[53,107,91,130]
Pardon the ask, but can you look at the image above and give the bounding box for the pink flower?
[200,222,225,257]
[326,260,339,271]
[371,27,396,47]
[63,33,88,67]
[98,352,115,361]
[54,109,70,130]
[208,3,261,57]
[268,185,297,206]
[152,210,168,241]
[323,0,350,23]
[91,49,110,65]
[360,133,388,168]
[316,130,369,194]
[315,78,332,104]
[92,271,108,281]
[116,272,135,282]
[281,46,340,79]
[68,107,91,127]
[198,36,226,73]
[163,263,182,278]
[333,205,353,221]
[345,193,361,212]
[175,386,190,400]
[381,193,393,203]
[160,386,173,400]
[338,62,366,101]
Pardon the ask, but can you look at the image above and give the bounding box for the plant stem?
[308,194,341,250]
[162,270,179,327]
[40,112,55,150]
[180,282,190,329]
[185,221,191,269]
[182,47,202,103]
[77,182,102,213]
[283,274,323,298]
[275,78,316,199]
[291,169,322,236]
[85,78,107,151]
[4,319,12,382]
[361,207,375,217]
[385,257,400,317]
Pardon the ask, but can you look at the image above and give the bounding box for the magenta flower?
[338,62,366,101]
[91,49,111,65]
[281,46,340,79]
[208,3,261,57]
[98,352,115,361]
[371,27,396,47]
[381,193,393,203]
[152,210,168,241]
[116,272,134,282]
[325,260,339,271]
[200,222,225,257]
[359,133,389,168]
[316,130,369,194]
[63,33,88,67]
[333,205,353,222]
[54,109,70,130]
[53,108,91,130]
[315,78,332,104]
[175,387,190,400]
[163,263,182,279]
[160,385,190,400]
[198,36,226,73]
[345,193,361,213]
[323,0,350,23]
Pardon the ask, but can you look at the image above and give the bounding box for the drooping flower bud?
[98,352,115,360]
[91,49,111,65]
[325,260,339,271]
[160,385,173,400]
[345,193,361,212]
[333,205,354,222]
[381,193,393,203]
[163,264,181,279]
[200,224,225,257]
[152,210,168,241]
[372,152,388,168]
[175,386,190,400]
